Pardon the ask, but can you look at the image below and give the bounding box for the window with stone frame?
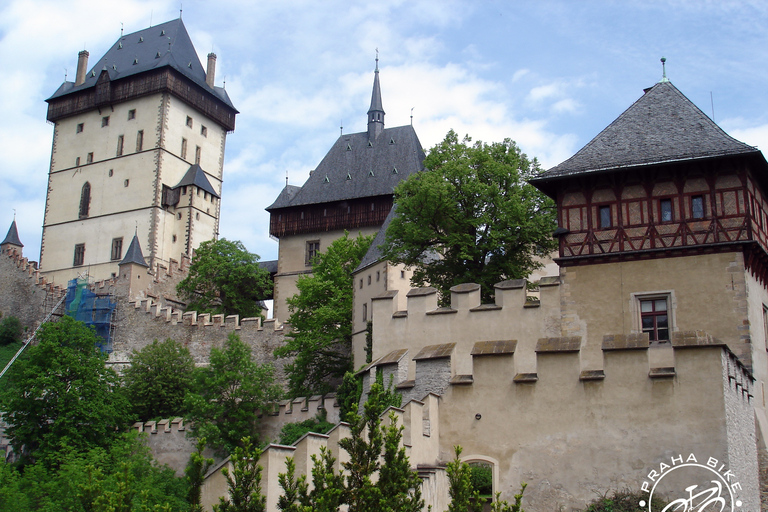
[640,296,670,343]
[73,244,85,266]
[111,237,123,261]
[306,240,320,266]
[79,182,91,218]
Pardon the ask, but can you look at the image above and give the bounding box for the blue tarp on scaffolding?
[65,278,116,353]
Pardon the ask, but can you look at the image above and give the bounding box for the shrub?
[0,316,23,346]
[581,489,666,511]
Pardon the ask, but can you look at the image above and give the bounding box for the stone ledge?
[536,336,581,353]
[413,343,455,360]
[649,367,676,378]
[602,333,649,351]
[579,370,605,381]
[450,374,474,385]
[671,330,723,348]
[471,340,516,356]
[513,373,538,383]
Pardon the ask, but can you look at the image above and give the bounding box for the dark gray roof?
[267,125,425,210]
[47,19,235,110]
[355,207,395,272]
[368,64,384,115]
[175,164,219,198]
[266,185,301,210]
[1,220,23,247]
[259,259,278,274]
[119,234,149,267]
[532,81,760,193]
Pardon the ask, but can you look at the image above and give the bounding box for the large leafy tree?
[0,316,130,464]
[122,338,194,422]
[185,333,282,455]
[382,130,557,303]
[275,232,373,397]
[177,239,272,318]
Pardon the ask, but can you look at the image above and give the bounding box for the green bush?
[0,316,23,346]
[278,411,334,446]
[581,489,665,511]
[470,463,493,496]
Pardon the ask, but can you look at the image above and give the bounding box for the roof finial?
[410,107,414,126]
[135,222,138,236]
[660,56,669,83]
[286,170,288,187]
[180,2,183,19]
[120,22,124,38]
[13,209,16,220]
[375,48,379,72]
[340,119,343,136]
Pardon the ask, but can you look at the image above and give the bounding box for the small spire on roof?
[286,170,288,187]
[660,57,669,83]
[375,48,379,72]
[120,22,123,38]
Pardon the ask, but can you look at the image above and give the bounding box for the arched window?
[79,182,91,218]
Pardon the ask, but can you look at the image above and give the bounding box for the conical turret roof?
[1,220,23,247]
[119,233,149,267]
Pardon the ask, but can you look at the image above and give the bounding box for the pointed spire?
[367,49,385,141]
[119,233,149,267]
[1,219,23,248]
[659,57,669,83]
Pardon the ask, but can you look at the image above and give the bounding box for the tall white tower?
[40,19,238,284]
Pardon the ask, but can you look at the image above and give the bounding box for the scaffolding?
[65,278,117,353]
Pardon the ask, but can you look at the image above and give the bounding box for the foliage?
[0,315,23,346]
[276,232,374,397]
[365,321,373,363]
[186,437,214,511]
[377,411,424,512]
[177,238,272,318]
[382,129,557,303]
[470,463,493,496]
[214,437,266,512]
[278,410,335,446]
[185,333,282,456]
[277,447,344,512]
[0,340,24,373]
[580,489,666,512]
[123,338,194,422]
[447,446,482,512]
[277,457,309,512]
[489,484,527,512]
[0,316,130,464]
[0,431,188,512]
[336,371,363,423]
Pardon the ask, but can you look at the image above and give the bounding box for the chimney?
[206,53,216,88]
[75,50,89,86]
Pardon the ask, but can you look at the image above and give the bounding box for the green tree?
[185,332,282,455]
[177,239,272,318]
[123,338,194,422]
[336,370,363,423]
[186,438,214,512]
[275,232,374,397]
[0,315,23,346]
[278,410,335,446]
[382,129,557,303]
[378,411,424,512]
[277,457,309,512]
[0,316,130,464]
[446,446,482,512]
[214,437,266,512]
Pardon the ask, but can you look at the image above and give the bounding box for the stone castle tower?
[40,19,238,285]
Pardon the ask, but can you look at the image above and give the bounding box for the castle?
[1,18,767,512]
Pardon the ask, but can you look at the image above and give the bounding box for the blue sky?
[1,0,766,264]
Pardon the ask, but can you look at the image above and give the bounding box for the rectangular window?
[368,275,371,285]
[75,156,81,166]
[363,303,368,322]
[640,298,670,342]
[116,135,124,156]
[376,271,380,282]
[128,109,136,120]
[102,116,109,127]
[660,198,673,222]
[599,205,611,229]
[195,146,201,164]
[76,123,84,133]
[186,116,193,128]
[201,125,207,137]
[86,152,93,164]
[306,240,320,266]
[111,237,123,261]
[181,138,188,159]
[73,244,85,266]
[136,130,144,152]
[692,195,704,219]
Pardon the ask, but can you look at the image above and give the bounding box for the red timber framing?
[46,68,237,132]
[553,157,768,267]
[269,196,393,238]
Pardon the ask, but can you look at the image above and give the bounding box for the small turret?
[118,233,149,299]
[1,219,23,255]
[367,53,385,141]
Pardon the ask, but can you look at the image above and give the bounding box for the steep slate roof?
[175,164,219,198]
[266,185,301,210]
[531,81,761,195]
[267,125,425,210]
[119,234,149,267]
[47,19,235,110]
[355,207,396,272]
[1,220,23,247]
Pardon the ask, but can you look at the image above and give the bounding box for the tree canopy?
[122,338,194,422]
[275,232,373,397]
[381,130,557,303]
[0,316,130,464]
[177,239,272,318]
[184,332,282,455]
